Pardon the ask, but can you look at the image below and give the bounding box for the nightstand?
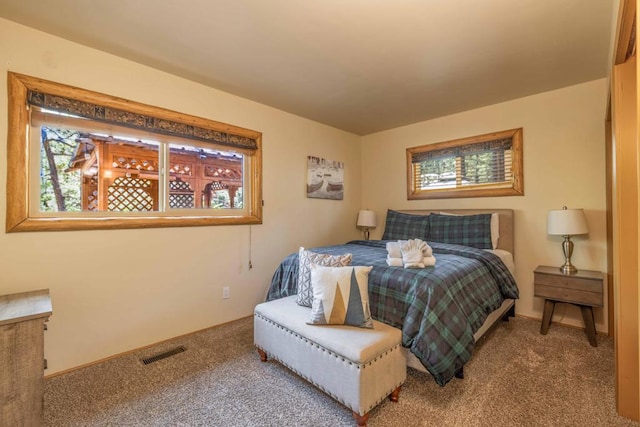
[533,265,604,347]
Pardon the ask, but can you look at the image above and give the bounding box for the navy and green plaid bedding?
[381,209,431,240]
[429,213,493,249]
[266,239,519,386]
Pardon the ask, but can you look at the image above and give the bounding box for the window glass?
[35,120,163,214]
[167,143,244,210]
[39,126,84,212]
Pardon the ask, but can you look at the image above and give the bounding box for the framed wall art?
[306,156,344,200]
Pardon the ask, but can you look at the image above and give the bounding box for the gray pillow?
[296,247,352,307]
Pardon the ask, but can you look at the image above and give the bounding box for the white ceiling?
[0,0,615,135]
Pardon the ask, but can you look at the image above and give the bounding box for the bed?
[266,209,519,386]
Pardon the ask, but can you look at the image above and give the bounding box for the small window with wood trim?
[406,128,523,199]
[7,72,262,232]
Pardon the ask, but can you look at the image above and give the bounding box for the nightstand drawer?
[534,284,603,307]
[533,272,602,293]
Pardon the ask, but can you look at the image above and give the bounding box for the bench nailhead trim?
[254,313,405,414]
[255,313,401,367]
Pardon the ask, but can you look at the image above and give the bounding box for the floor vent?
[141,346,186,365]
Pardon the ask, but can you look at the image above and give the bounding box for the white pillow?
[438,211,499,250]
[296,247,352,307]
[308,265,374,328]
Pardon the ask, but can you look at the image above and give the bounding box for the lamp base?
[364,229,370,241]
[559,236,578,275]
[559,263,577,275]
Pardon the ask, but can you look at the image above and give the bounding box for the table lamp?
[547,206,589,275]
[357,210,376,240]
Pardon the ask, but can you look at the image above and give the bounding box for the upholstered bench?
[254,295,406,426]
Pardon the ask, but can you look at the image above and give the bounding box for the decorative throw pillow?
[381,209,430,241]
[308,265,374,328]
[296,247,352,307]
[429,213,493,249]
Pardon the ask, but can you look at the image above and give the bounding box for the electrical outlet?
[222,286,230,299]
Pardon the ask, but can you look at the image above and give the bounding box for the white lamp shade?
[547,208,589,236]
[357,210,377,228]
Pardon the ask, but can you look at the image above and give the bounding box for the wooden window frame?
[6,72,263,232]
[406,128,524,200]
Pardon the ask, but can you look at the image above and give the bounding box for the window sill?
[7,214,262,233]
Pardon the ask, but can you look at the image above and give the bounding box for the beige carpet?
[44,315,638,426]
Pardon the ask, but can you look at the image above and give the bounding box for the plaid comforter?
[266,240,519,386]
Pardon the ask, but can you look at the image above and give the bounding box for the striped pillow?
[308,265,373,328]
[381,210,430,240]
[429,213,492,249]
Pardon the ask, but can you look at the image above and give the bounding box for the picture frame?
[306,156,344,200]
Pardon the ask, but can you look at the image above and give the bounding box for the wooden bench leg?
[389,385,402,402]
[353,411,369,426]
[352,385,401,426]
[540,299,555,335]
[257,348,267,362]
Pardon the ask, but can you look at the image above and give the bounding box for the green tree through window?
[40,127,82,212]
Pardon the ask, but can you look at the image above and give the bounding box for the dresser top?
[534,265,604,280]
[0,289,52,326]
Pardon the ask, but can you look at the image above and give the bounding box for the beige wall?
[0,19,362,374]
[361,79,609,332]
[0,18,610,374]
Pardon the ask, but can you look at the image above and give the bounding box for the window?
[7,72,262,232]
[406,128,523,199]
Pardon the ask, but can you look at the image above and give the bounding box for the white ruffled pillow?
[400,239,428,268]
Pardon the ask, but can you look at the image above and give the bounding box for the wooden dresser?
[0,289,52,426]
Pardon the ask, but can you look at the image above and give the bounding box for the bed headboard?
[395,209,514,255]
